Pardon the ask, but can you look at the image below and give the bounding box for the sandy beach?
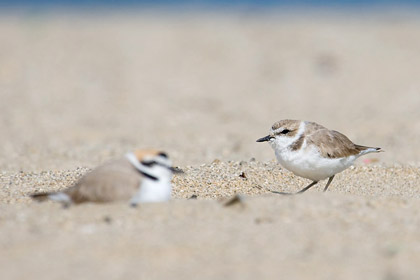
[1,10,420,279]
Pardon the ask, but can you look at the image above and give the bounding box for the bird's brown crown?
[134,149,167,162]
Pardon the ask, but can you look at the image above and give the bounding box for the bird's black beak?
[169,166,184,174]
[256,135,273,142]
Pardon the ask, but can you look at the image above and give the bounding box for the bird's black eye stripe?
[141,160,156,167]
[281,129,290,134]
[139,170,159,181]
[141,160,171,169]
[158,152,168,158]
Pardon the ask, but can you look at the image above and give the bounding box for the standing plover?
[31,150,182,206]
[257,120,382,193]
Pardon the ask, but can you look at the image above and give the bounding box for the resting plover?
[31,150,182,206]
[257,120,382,193]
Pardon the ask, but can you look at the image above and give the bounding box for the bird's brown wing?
[65,159,141,203]
[306,129,365,159]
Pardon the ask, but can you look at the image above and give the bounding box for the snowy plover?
[31,150,182,206]
[257,120,382,193]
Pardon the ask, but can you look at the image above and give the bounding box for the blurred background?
[1,0,420,170]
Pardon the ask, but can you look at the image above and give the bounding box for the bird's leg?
[323,175,335,192]
[296,181,318,194]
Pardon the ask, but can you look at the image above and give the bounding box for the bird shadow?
[268,190,298,196]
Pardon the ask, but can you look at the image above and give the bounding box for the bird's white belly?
[130,180,172,204]
[275,147,356,181]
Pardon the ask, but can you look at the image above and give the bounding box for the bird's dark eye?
[158,152,168,158]
[281,129,290,134]
[141,160,156,167]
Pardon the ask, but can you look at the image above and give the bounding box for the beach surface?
[1,10,420,279]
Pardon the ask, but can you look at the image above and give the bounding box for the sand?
[0,9,420,279]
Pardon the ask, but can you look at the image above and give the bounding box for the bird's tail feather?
[30,192,51,202]
[356,145,383,155]
[30,192,72,204]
